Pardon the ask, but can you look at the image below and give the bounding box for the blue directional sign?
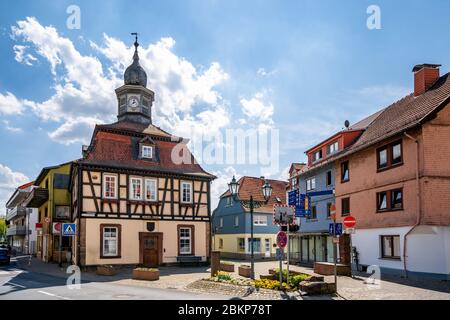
[329,223,343,236]
[288,189,298,206]
[62,223,76,236]
[296,194,311,217]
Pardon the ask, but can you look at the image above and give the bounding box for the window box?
[238,265,252,278]
[132,268,160,281]
[220,261,235,272]
[96,265,118,276]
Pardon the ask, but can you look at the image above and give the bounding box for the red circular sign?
[276,231,288,248]
[343,216,356,228]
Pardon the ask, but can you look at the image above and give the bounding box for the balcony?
[6,225,29,236]
[6,206,27,222]
[23,187,49,208]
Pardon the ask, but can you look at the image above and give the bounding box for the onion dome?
[124,35,147,87]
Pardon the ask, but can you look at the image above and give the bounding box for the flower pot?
[219,262,235,272]
[96,265,117,276]
[238,265,252,278]
[132,268,160,281]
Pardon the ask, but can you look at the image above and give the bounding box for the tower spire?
[124,32,147,87]
[131,32,139,61]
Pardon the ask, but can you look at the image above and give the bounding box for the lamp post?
[228,176,272,280]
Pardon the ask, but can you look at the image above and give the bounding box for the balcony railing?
[6,225,29,236]
[23,187,49,208]
[6,206,27,221]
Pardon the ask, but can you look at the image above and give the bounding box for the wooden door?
[140,233,161,267]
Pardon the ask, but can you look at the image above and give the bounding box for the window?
[341,161,349,182]
[101,225,120,258]
[308,206,317,220]
[219,238,223,249]
[181,181,193,203]
[142,145,153,159]
[326,171,332,186]
[377,189,403,212]
[103,175,117,199]
[341,197,350,216]
[234,216,239,227]
[381,235,400,259]
[226,196,233,206]
[327,141,339,155]
[306,177,316,191]
[292,177,297,189]
[145,178,157,201]
[130,177,142,200]
[313,150,323,162]
[179,227,192,255]
[326,202,332,218]
[254,215,268,226]
[219,217,223,228]
[247,238,261,253]
[377,140,403,170]
[238,238,245,252]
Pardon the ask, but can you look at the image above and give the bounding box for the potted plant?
[132,267,160,281]
[219,261,235,272]
[238,265,252,278]
[96,265,117,276]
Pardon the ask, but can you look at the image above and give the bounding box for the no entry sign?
[276,231,288,249]
[343,216,356,228]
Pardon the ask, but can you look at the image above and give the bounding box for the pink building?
[333,64,450,279]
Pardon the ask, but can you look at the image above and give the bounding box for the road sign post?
[329,204,338,293]
[276,231,288,290]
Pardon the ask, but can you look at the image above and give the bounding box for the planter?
[96,265,117,276]
[132,268,160,281]
[259,274,276,280]
[220,262,235,272]
[238,265,252,278]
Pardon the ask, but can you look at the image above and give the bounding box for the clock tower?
[115,33,154,125]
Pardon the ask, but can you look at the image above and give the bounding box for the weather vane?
[131,32,139,47]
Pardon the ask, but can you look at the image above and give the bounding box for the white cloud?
[257,67,277,77]
[13,45,38,66]
[9,17,230,145]
[0,164,29,216]
[240,91,274,123]
[0,91,33,115]
[2,120,23,133]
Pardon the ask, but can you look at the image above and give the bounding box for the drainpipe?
[403,132,421,278]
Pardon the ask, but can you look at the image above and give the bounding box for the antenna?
[344,120,350,129]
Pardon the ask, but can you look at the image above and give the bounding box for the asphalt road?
[0,261,230,300]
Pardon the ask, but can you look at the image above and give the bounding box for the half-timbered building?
[70,37,215,267]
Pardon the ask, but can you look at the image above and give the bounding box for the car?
[0,248,10,265]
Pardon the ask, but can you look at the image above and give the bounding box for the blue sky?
[1,0,450,211]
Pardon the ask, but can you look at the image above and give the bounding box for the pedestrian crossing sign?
[62,223,76,236]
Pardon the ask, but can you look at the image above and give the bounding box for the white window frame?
[328,141,339,154]
[179,227,192,255]
[234,216,239,227]
[103,174,117,199]
[142,145,153,159]
[102,227,118,257]
[144,178,158,202]
[130,177,143,200]
[181,181,193,203]
[306,177,316,191]
[219,217,224,228]
[253,214,268,226]
[313,150,322,162]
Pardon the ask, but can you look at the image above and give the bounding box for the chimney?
[412,64,441,97]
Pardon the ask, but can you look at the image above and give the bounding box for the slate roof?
[80,120,215,179]
[221,176,288,213]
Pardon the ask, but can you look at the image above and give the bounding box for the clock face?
[128,96,140,108]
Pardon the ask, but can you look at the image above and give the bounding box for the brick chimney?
[412,64,441,97]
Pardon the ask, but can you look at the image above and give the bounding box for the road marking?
[38,290,72,300]
[9,282,26,288]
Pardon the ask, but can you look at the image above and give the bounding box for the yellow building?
[24,162,72,263]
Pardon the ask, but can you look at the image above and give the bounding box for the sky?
[1,0,450,213]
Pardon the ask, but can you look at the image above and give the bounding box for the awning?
[23,187,49,208]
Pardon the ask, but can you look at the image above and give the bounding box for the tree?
[0,217,6,241]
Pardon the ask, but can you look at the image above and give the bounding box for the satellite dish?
[344,120,350,128]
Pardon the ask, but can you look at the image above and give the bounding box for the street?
[0,258,229,300]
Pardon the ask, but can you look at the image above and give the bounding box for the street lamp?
[228,176,272,279]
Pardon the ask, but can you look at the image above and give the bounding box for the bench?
[176,256,202,266]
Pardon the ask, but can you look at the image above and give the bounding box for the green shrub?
[216,271,232,281]
[288,274,310,288]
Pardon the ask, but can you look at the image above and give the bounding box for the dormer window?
[313,150,322,162]
[142,145,153,159]
[327,141,339,155]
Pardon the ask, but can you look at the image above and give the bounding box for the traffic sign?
[62,223,76,236]
[44,217,50,224]
[273,205,296,225]
[276,248,285,260]
[343,216,356,228]
[52,222,61,234]
[330,204,336,221]
[329,223,343,236]
[276,231,288,248]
